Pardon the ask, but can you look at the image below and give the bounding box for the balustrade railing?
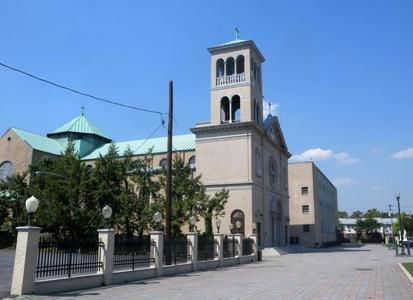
[216,73,245,86]
[113,235,154,271]
[36,237,103,279]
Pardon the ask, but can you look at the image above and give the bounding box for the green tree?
[337,211,348,218]
[355,217,380,240]
[393,213,413,237]
[350,211,363,218]
[198,188,229,237]
[363,208,382,219]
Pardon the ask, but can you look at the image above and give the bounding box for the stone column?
[214,233,224,267]
[249,234,258,261]
[233,234,243,257]
[11,226,41,296]
[97,229,115,285]
[150,231,163,277]
[186,232,198,271]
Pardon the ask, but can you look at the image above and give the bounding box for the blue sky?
[1,1,412,214]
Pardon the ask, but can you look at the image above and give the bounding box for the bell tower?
[208,38,265,126]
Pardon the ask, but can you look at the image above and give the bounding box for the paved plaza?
[5,244,413,300]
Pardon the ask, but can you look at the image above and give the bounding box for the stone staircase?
[261,245,310,257]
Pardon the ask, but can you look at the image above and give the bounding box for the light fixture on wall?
[252,222,257,234]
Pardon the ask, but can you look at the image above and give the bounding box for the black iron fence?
[163,236,190,265]
[242,238,254,256]
[113,235,154,271]
[36,237,103,279]
[223,235,237,258]
[197,236,216,261]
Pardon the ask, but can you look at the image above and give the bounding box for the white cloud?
[290,148,359,165]
[391,148,413,160]
[290,148,333,162]
[332,177,356,186]
[333,152,360,165]
[370,185,383,192]
[262,101,279,117]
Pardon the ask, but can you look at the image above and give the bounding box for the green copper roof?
[82,134,195,160]
[48,114,110,140]
[12,128,64,155]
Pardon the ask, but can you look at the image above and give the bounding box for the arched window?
[231,209,245,234]
[216,59,224,78]
[226,57,235,76]
[236,55,245,74]
[0,161,16,181]
[188,156,196,170]
[268,156,277,187]
[159,158,167,169]
[231,95,240,122]
[220,97,230,123]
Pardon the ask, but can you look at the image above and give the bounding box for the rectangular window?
[302,205,309,214]
[303,225,310,232]
[301,186,309,195]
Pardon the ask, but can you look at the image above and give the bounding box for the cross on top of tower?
[80,106,85,115]
[268,102,272,116]
[234,26,240,40]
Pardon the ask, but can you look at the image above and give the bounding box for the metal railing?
[36,237,103,279]
[242,238,254,256]
[163,236,190,265]
[223,235,237,258]
[113,235,154,271]
[198,236,217,261]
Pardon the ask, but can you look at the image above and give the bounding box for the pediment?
[263,116,288,153]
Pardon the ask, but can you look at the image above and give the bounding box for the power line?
[0,61,167,117]
[131,123,165,154]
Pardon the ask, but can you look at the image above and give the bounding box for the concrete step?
[261,247,287,256]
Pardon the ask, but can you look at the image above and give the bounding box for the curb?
[398,263,413,284]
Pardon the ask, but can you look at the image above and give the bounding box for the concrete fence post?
[233,234,243,258]
[186,232,198,271]
[97,229,115,285]
[214,233,224,267]
[249,234,258,261]
[11,226,41,296]
[150,231,163,277]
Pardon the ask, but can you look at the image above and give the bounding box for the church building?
[0,38,291,247]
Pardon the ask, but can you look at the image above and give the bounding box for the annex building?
[0,38,293,248]
[288,162,338,247]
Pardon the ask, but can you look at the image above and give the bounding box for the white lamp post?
[102,204,112,229]
[189,215,197,232]
[153,211,162,231]
[25,196,39,226]
[215,218,222,233]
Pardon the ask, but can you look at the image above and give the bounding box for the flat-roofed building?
[288,162,338,247]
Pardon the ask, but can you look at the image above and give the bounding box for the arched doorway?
[230,209,245,235]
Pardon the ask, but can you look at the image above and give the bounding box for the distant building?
[339,218,397,242]
[288,162,338,247]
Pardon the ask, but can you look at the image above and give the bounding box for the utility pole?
[165,80,173,265]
